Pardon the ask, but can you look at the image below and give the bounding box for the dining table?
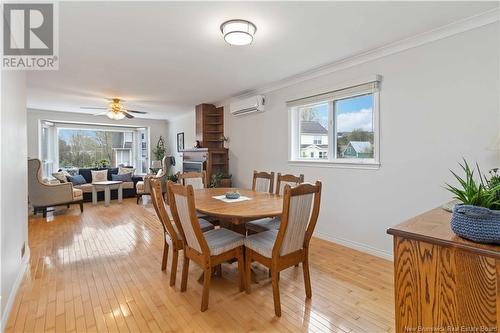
[193,187,283,282]
[194,187,283,234]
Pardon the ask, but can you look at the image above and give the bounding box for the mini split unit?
[230,95,265,116]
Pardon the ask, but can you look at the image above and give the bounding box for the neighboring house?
[112,132,134,166]
[300,121,328,159]
[342,141,373,158]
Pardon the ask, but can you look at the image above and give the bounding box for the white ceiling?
[27,1,498,120]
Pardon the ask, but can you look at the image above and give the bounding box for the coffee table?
[91,181,123,207]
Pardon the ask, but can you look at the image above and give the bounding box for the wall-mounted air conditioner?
[230,95,265,116]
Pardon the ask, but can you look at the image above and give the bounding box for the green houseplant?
[95,159,110,168]
[445,159,500,244]
[150,136,166,173]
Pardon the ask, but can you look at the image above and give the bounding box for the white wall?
[27,109,168,170]
[166,111,195,174]
[223,23,500,258]
[1,71,29,329]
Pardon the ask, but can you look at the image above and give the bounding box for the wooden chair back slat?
[167,182,210,256]
[276,173,304,195]
[150,179,178,242]
[273,181,322,257]
[179,171,206,189]
[252,170,275,193]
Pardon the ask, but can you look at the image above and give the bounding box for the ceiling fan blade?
[122,111,135,119]
[81,106,107,110]
[93,111,108,116]
[126,109,147,114]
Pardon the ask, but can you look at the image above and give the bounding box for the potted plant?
[151,136,166,173]
[445,159,500,244]
[210,172,232,188]
[95,159,110,168]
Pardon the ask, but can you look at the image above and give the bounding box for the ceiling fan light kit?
[81,98,147,120]
[106,110,126,120]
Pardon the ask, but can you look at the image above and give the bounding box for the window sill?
[288,160,380,170]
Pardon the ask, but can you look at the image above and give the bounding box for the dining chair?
[150,179,214,287]
[252,170,275,193]
[179,171,206,189]
[178,171,211,220]
[244,181,322,317]
[168,182,246,312]
[246,173,305,234]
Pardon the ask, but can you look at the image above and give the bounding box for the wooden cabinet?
[387,208,499,332]
[189,103,229,185]
[196,103,224,149]
[181,148,228,186]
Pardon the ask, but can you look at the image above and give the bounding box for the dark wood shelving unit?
[181,103,229,186]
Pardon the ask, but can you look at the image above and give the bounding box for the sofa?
[73,167,143,202]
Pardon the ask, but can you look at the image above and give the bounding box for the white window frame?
[39,121,151,175]
[288,77,380,169]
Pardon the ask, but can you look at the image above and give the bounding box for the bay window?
[39,121,150,176]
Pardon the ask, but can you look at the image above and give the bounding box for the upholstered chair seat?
[245,217,280,233]
[203,228,244,256]
[244,229,278,258]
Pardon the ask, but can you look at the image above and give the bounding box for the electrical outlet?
[21,242,25,258]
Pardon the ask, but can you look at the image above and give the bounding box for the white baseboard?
[314,231,393,261]
[1,246,30,332]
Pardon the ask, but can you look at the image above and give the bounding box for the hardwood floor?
[6,199,395,332]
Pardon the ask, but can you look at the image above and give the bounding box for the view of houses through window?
[299,103,329,159]
[335,94,374,159]
[293,83,378,164]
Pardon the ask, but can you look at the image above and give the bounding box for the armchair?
[136,156,169,204]
[28,159,83,217]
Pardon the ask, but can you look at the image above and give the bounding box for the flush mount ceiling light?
[220,19,256,46]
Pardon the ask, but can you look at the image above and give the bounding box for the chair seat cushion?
[204,228,244,256]
[198,218,215,232]
[72,188,83,201]
[244,229,278,258]
[246,217,280,233]
[136,181,145,193]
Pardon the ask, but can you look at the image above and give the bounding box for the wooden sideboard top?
[387,207,500,259]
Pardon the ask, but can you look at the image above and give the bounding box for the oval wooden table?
[194,187,283,234]
[194,187,283,282]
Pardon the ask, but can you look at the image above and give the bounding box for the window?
[40,122,150,175]
[298,102,329,160]
[289,78,380,167]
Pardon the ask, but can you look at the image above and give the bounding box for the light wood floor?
[6,198,395,333]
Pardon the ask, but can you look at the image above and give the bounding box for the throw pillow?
[91,169,108,183]
[52,170,70,183]
[111,173,132,182]
[67,174,87,185]
[118,167,135,175]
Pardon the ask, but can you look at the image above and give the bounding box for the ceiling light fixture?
[106,110,125,120]
[220,19,256,46]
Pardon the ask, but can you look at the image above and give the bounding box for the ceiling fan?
[80,98,148,120]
